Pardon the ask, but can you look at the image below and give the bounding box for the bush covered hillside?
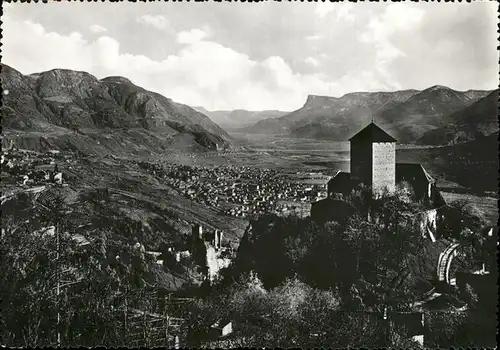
[2,180,494,347]
[178,189,496,348]
[418,89,499,145]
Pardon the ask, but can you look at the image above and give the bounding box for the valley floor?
[221,133,499,224]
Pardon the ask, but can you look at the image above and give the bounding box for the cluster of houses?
[221,179,327,218]
[1,147,68,187]
[136,160,328,219]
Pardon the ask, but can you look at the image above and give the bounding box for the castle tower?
[349,122,396,196]
[214,229,223,250]
[192,224,203,242]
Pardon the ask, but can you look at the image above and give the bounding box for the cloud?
[363,4,424,42]
[89,24,107,34]
[136,14,171,31]
[2,14,345,111]
[357,4,426,89]
[176,29,208,44]
[314,3,335,19]
[359,3,498,91]
[306,34,322,41]
[305,57,319,67]
[315,2,355,21]
[335,3,355,22]
[3,17,94,74]
[2,3,498,111]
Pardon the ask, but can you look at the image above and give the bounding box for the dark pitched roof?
[328,171,351,188]
[396,163,434,184]
[349,122,397,142]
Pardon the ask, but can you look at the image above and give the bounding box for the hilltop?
[1,64,231,153]
[240,86,493,143]
[378,85,492,141]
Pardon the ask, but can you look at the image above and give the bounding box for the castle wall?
[418,209,437,242]
[191,225,231,282]
[205,243,232,281]
[205,245,219,281]
[372,142,395,195]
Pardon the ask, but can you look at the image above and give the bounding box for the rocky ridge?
[1,64,231,153]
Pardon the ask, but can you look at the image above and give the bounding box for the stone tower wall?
[372,142,396,194]
[350,140,372,185]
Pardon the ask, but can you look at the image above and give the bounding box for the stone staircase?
[437,242,460,283]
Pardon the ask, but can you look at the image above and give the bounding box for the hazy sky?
[2,2,498,111]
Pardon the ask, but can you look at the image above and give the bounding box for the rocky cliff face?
[1,64,230,151]
[291,90,419,125]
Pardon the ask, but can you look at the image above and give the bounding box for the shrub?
[439,200,487,240]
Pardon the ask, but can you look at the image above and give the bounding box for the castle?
[190,224,232,282]
[311,122,446,239]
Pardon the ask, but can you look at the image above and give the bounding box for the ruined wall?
[204,243,231,281]
[205,244,219,281]
[350,140,372,186]
[417,209,437,242]
[372,142,395,195]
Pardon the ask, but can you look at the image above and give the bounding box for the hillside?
[241,87,492,143]
[434,131,499,192]
[0,64,246,297]
[242,90,418,138]
[1,64,231,152]
[377,85,490,141]
[240,117,291,135]
[399,132,499,193]
[194,108,289,130]
[417,90,499,145]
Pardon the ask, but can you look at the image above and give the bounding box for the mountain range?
[192,107,288,130]
[418,89,499,145]
[240,86,497,144]
[3,63,496,148]
[1,64,231,153]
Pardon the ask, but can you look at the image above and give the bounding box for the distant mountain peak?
[101,76,134,85]
[38,67,99,80]
[305,94,336,102]
[342,91,373,98]
[304,94,339,108]
[427,85,450,91]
